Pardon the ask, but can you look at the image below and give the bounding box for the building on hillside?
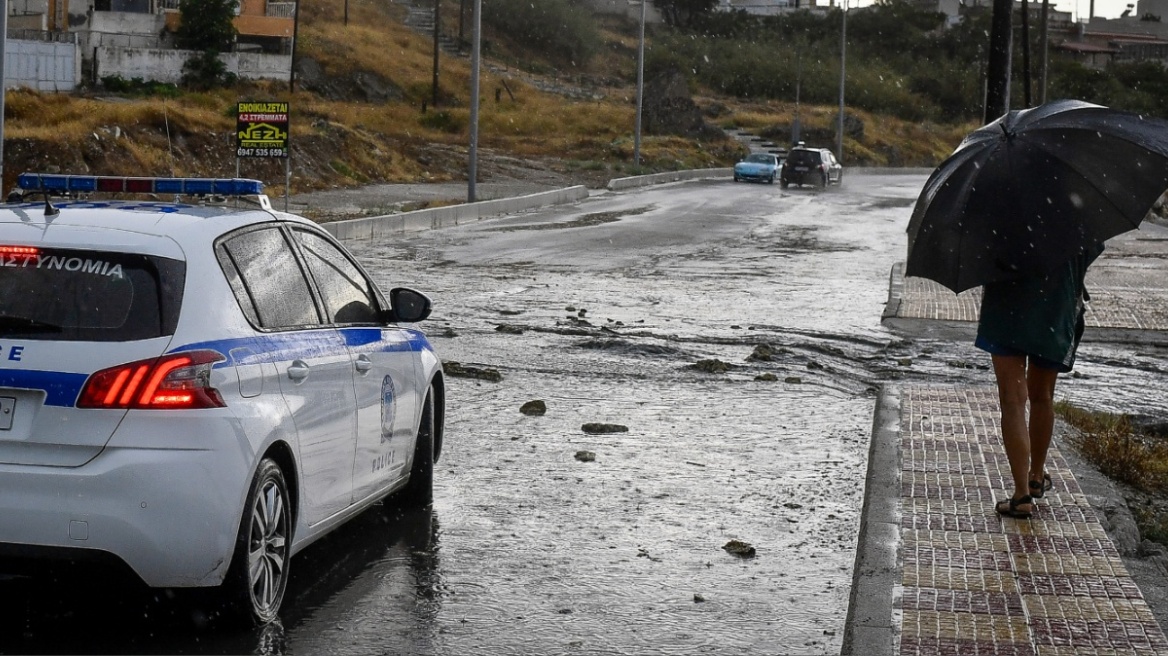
[576,0,664,22]
[7,0,295,54]
[715,0,837,15]
[910,0,1072,28]
[3,0,295,86]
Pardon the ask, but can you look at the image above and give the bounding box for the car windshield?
[786,150,822,165]
[745,154,772,163]
[0,247,185,341]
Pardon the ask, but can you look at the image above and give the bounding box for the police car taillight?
[78,350,227,410]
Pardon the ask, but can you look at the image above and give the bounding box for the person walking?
[975,243,1103,519]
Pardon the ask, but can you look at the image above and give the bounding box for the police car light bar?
[17,173,265,197]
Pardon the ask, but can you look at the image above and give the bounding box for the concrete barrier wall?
[324,185,590,243]
[607,168,732,191]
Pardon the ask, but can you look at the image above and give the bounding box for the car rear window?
[0,247,185,341]
[787,150,822,166]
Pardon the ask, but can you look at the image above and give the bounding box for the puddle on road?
[276,373,870,656]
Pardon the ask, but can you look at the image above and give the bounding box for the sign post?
[236,101,291,210]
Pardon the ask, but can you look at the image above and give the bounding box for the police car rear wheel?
[222,458,291,625]
[401,387,436,507]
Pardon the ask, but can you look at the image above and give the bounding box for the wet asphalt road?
[5,174,1164,655]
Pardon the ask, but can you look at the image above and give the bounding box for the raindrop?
[1070,193,1084,209]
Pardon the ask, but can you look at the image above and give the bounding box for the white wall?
[95,47,291,83]
[5,39,79,91]
[79,11,168,52]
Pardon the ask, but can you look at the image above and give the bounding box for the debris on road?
[443,361,504,382]
[520,400,547,416]
[722,540,757,558]
[582,423,628,434]
[574,450,596,462]
[690,359,732,373]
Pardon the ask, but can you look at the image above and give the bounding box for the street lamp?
[468,0,481,202]
[0,0,8,192]
[634,0,646,167]
[836,0,846,163]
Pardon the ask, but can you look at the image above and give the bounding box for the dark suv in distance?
[780,146,843,189]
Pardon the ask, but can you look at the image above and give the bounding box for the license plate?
[0,397,13,431]
[795,166,809,171]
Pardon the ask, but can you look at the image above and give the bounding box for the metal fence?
[266,2,296,18]
[7,29,77,43]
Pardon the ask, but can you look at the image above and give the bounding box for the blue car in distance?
[733,153,781,184]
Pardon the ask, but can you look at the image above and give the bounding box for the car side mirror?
[383,287,432,323]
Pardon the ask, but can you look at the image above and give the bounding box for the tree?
[176,0,237,51]
[652,0,718,29]
[176,0,238,88]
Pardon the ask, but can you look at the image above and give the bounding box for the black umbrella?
[906,99,1168,293]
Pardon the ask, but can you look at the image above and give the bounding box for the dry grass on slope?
[0,0,965,195]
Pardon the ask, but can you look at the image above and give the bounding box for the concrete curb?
[841,384,902,656]
[607,168,733,191]
[321,185,589,242]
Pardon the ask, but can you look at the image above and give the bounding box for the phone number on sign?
[237,147,288,158]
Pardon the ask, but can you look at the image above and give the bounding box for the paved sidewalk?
[847,221,1168,655]
[846,384,1168,655]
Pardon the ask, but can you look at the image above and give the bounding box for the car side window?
[217,226,322,330]
[291,228,381,325]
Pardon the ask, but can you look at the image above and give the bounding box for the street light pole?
[634,0,646,167]
[836,0,846,163]
[0,0,8,193]
[468,0,481,202]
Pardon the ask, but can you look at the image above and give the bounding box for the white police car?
[0,173,445,624]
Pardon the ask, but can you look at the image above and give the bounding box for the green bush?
[180,50,238,91]
[419,110,466,134]
[100,75,182,98]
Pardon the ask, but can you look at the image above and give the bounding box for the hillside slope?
[0,0,967,198]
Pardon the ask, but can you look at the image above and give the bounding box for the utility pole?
[1039,0,1050,104]
[1021,0,1032,106]
[468,0,481,202]
[432,0,441,108]
[0,0,6,193]
[634,0,646,167]
[836,0,846,163]
[289,0,300,92]
[984,0,1013,122]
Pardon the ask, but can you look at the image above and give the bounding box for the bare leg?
[1026,364,1060,488]
[990,354,1033,510]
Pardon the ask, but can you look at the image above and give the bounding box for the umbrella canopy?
[906,99,1168,293]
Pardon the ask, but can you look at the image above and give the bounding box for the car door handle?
[354,355,373,373]
[287,360,310,381]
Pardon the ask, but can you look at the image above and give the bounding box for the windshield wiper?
[0,314,64,334]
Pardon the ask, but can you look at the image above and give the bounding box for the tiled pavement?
[849,221,1168,656]
[896,385,1168,656]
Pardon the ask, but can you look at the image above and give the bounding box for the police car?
[0,174,445,624]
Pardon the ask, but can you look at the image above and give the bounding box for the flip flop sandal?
[995,495,1034,519]
[1029,473,1053,498]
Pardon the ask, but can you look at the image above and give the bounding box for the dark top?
[975,245,1103,370]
